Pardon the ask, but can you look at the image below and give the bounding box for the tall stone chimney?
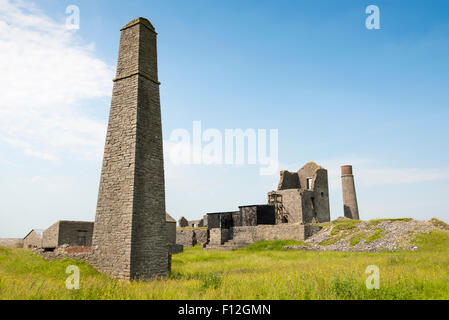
[92,18,168,280]
[341,165,360,220]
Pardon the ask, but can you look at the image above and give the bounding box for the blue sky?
[1,0,448,237]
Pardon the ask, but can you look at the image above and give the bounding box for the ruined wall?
[207,211,237,229]
[59,222,94,247]
[178,217,188,227]
[195,229,208,245]
[166,221,176,245]
[176,229,208,247]
[237,206,257,226]
[92,18,168,280]
[42,222,60,249]
[209,228,231,245]
[268,189,303,223]
[231,224,322,243]
[232,224,305,242]
[298,164,330,223]
[176,229,194,247]
[278,170,300,190]
[0,238,23,248]
[237,205,276,226]
[188,220,202,228]
[42,221,94,248]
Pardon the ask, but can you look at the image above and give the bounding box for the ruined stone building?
[12,213,180,254]
[268,162,330,224]
[176,215,208,247]
[23,229,44,249]
[42,221,94,249]
[178,217,189,228]
[203,162,329,249]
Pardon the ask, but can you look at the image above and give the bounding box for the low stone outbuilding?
[42,221,94,249]
[23,229,44,249]
[166,213,183,254]
[166,213,177,245]
[178,217,189,227]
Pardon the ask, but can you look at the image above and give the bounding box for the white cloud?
[318,158,449,189]
[0,0,113,161]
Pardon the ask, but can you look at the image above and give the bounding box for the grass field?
[0,231,448,300]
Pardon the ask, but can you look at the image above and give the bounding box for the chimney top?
[341,165,353,175]
[121,17,155,32]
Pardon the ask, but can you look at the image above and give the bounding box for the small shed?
[23,229,44,249]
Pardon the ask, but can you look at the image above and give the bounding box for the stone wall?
[268,189,303,223]
[42,221,59,248]
[59,221,94,247]
[195,229,208,245]
[232,224,305,242]
[0,238,23,248]
[207,211,238,229]
[209,228,231,245]
[278,170,300,189]
[176,229,208,247]
[166,221,176,245]
[231,223,322,243]
[178,217,188,227]
[42,221,94,248]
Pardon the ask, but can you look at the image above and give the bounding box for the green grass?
[348,229,384,246]
[243,240,310,251]
[319,219,362,246]
[1,230,449,300]
[365,229,384,243]
[319,219,361,232]
[429,218,449,231]
[349,232,368,246]
[367,218,412,226]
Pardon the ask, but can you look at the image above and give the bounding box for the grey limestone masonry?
[92,17,168,280]
[176,229,208,247]
[166,222,176,245]
[341,165,360,220]
[23,230,43,249]
[178,217,188,227]
[42,221,94,249]
[268,162,330,224]
[209,228,231,246]
[195,229,208,245]
[209,224,322,246]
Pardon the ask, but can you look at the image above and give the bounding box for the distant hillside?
[285,218,449,252]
